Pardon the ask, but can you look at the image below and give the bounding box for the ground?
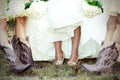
[0,50,120,80]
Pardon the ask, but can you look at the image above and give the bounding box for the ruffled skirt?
[0,0,7,19]
[26,13,107,61]
[102,0,120,16]
[47,0,83,42]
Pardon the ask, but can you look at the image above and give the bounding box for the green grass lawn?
[0,51,120,80]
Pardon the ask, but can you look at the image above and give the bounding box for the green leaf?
[25,2,31,9]
[85,0,103,12]
[86,0,102,9]
[6,0,10,4]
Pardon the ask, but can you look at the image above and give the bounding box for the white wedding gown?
[26,0,120,61]
[26,13,108,61]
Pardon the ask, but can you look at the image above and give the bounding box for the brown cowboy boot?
[18,38,34,65]
[0,44,31,73]
[81,43,119,74]
[11,35,21,60]
[11,35,34,65]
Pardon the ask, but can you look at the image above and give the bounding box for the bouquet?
[80,0,103,18]
[25,1,48,19]
[6,0,48,20]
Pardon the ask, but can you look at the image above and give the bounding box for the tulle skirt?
[6,0,26,18]
[26,13,107,61]
[0,0,7,19]
[102,0,120,16]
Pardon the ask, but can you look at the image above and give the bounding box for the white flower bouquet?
[80,0,103,18]
[25,1,48,19]
[6,0,48,20]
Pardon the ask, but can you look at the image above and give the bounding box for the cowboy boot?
[81,42,119,74]
[18,37,34,65]
[11,35,34,65]
[0,44,31,73]
[21,37,42,68]
[11,35,21,60]
[12,36,42,68]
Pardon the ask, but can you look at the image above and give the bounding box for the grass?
[0,21,120,80]
[0,51,120,80]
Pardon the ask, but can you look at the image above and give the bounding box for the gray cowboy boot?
[11,35,34,65]
[0,44,31,73]
[81,43,119,74]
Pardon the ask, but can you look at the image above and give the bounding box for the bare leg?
[15,16,26,39]
[14,16,35,66]
[102,16,117,48]
[54,41,63,62]
[81,16,119,73]
[0,19,11,47]
[112,14,120,44]
[68,26,81,64]
[15,16,30,47]
[0,19,31,73]
[112,14,120,52]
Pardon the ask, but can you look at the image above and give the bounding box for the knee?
[107,16,117,30]
[16,16,27,28]
[0,19,7,30]
[16,16,27,24]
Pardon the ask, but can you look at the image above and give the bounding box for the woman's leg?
[13,16,34,65]
[68,26,81,65]
[81,15,119,73]
[102,15,117,48]
[112,14,120,44]
[0,19,30,73]
[0,19,10,47]
[54,41,64,65]
[110,14,120,62]
[15,16,30,47]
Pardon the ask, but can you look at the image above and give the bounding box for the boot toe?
[81,64,91,72]
[14,63,31,73]
[81,63,97,73]
[20,63,31,73]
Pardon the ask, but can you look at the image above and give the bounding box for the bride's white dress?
[26,13,108,61]
[26,0,108,61]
